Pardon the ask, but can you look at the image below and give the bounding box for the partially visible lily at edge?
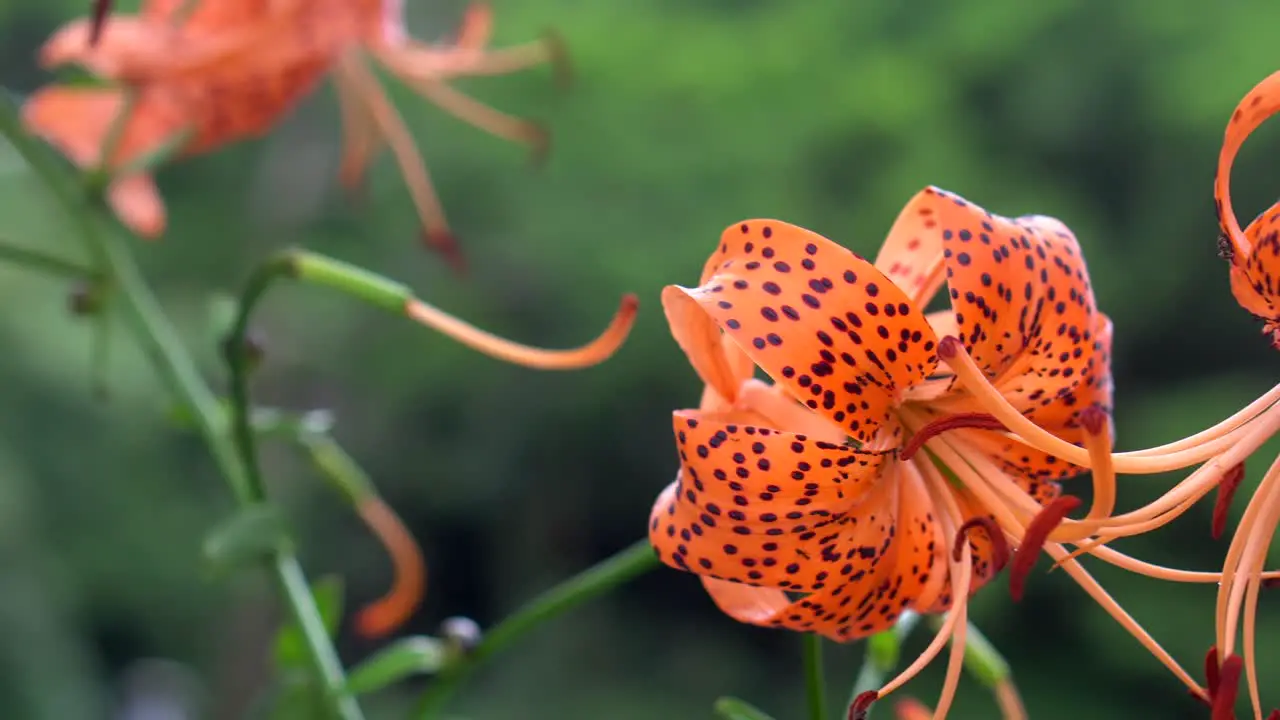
[645,186,1269,715]
[25,0,563,268]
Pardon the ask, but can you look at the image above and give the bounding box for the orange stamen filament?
[403,293,638,370]
[1080,406,1116,521]
[377,63,548,156]
[994,679,1028,720]
[1218,453,1280,658]
[335,52,459,265]
[900,412,1007,460]
[937,336,1280,474]
[394,37,558,82]
[871,466,973,705]
[333,66,383,191]
[908,416,1207,701]
[353,496,426,638]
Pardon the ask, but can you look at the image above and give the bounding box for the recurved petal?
[663,288,756,404]
[1231,201,1280,324]
[1216,71,1280,261]
[108,174,167,238]
[873,190,948,307]
[668,220,940,444]
[652,410,890,593]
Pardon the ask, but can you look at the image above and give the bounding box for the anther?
[1212,463,1247,540]
[422,229,467,276]
[1211,654,1242,720]
[1080,405,1107,436]
[89,0,112,46]
[937,335,962,360]
[901,413,1007,460]
[953,515,1010,574]
[1009,495,1083,601]
[848,691,879,720]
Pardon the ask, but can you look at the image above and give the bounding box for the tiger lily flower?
[1190,69,1280,718]
[25,0,561,268]
[648,187,1215,713]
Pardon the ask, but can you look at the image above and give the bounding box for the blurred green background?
[2,1,1280,718]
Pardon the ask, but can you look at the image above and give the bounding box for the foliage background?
[1,1,1280,718]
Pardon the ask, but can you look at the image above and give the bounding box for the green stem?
[414,540,660,719]
[803,633,827,720]
[0,239,96,279]
[0,96,363,720]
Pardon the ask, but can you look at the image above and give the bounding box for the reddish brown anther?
[1080,404,1108,436]
[901,412,1007,460]
[1206,645,1221,696]
[1265,709,1279,720]
[422,229,468,276]
[954,515,1010,573]
[1212,654,1243,720]
[1009,495,1083,601]
[848,691,879,720]
[89,0,111,46]
[936,335,962,360]
[1212,463,1247,540]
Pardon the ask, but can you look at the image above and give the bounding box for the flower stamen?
[848,691,878,720]
[1009,495,1082,601]
[1213,462,1248,540]
[1213,654,1243,720]
[954,515,1010,573]
[1080,405,1116,521]
[938,336,1280,474]
[900,412,1007,460]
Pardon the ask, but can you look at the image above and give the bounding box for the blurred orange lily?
[25,0,561,268]
[648,187,1215,713]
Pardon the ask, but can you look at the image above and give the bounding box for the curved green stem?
[0,238,96,280]
[0,94,363,720]
[414,540,659,719]
[803,633,827,720]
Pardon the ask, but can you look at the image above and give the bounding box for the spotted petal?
[1230,201,1280,329]
[664,220,940,444]
[652,410,891,593]
[1215,71,1280,264]
[873,190,949,307]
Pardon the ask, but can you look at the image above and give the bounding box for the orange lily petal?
[1230,202,1280,335]
[872,190,948,307]
[1216,71,1280,261]
[666,220,940,444]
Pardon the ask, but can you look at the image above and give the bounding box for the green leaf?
[714,697,778,720]
[201,504,291,572]
[274,575,345,670]
[345,636,447,695]
[264,672,327,720]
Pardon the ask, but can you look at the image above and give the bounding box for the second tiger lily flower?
[648,187,1212,713]
[25,0,562,268]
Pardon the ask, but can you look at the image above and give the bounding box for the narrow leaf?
[345,636,447,695]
